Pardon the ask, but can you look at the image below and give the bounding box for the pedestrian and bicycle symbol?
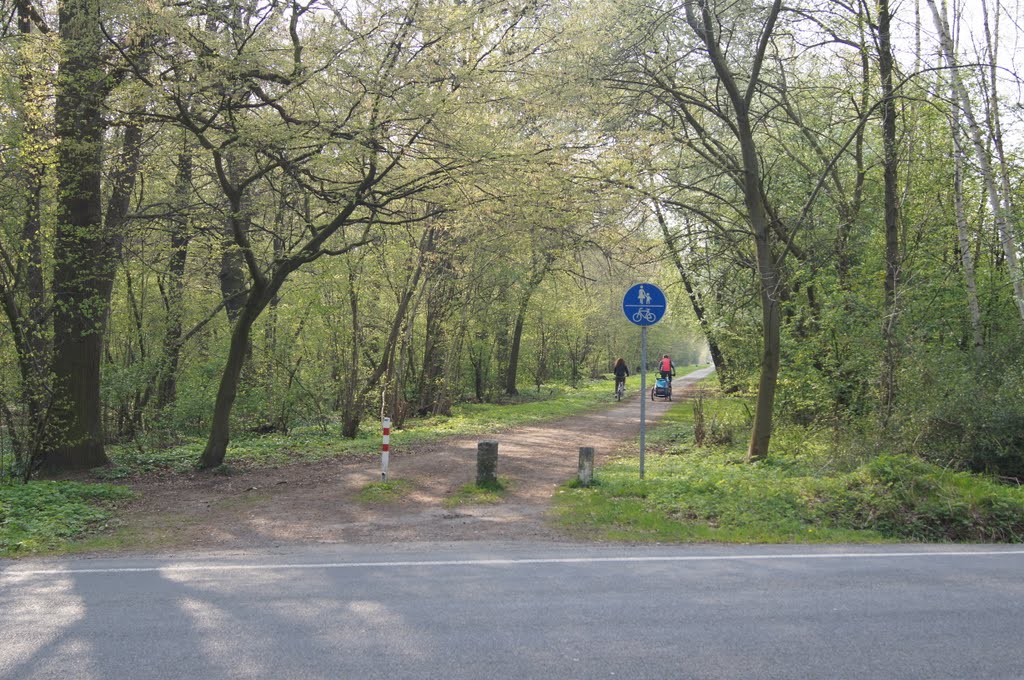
[622,283,666,326]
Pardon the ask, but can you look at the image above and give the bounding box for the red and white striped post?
[381,417,391,481]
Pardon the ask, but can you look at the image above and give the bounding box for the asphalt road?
[3,543,1024,679]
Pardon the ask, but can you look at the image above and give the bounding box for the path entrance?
[118,368,715,553]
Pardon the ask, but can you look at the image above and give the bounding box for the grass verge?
[0,481,136,556]
[553,391,1024,544]
[444,478,509,507]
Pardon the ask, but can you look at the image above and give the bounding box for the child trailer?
[651,377,672,401]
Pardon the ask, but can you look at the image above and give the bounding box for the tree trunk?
[219,153,250,323]
[419,301,448,412]
[418,233,456,415]
[156,147,194,411]
[356,230,430,424]
[340,268,362,438]
[472,340,488,402]
[199,294,267,468]
[386,277,425,428]
[951,98,984,357]
[686,0,783,462]
[504,300,529,396]
[435,301,471,416]
[748,226,781,462]
[653,203,728,384]
[504,263,548,397]
[926,0,1024,324]
[45,0,111,470]
[979,0,1022,320]
[104,97,149,440]
[0,6,51,472]
[877,0,901,420]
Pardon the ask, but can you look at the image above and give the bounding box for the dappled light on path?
[117,370,714,551]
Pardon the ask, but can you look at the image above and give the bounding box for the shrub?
[894,349,1024,481]
[815,455,1024,542]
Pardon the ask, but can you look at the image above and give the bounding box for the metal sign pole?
[640,325,647,480]
[622,282,665,482]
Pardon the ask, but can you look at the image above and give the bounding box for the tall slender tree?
[682,0,784,461]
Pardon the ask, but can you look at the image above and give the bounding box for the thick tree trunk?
[741,103,782,461]
[45,0,111,470]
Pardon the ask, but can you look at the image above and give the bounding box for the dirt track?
[117,370,713,553]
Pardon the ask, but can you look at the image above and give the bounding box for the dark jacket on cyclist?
[613,359,629,382]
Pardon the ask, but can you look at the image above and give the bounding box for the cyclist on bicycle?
[659,354,675,385]
[613,358,629,395]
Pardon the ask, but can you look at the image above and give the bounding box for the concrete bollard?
[477,440,499,486]
[578,446,595,487]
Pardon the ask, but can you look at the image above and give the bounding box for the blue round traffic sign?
[623,283,667,326]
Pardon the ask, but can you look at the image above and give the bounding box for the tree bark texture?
[45,0,112,470]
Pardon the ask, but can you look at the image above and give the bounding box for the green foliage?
[100,379,617,476]
[894,350,1024,480]
[0,481,135,555]
[811,455,1024,542]
[554,397,1024,544]
[643,388,749,451]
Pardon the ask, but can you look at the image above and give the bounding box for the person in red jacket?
[659,354,675,385]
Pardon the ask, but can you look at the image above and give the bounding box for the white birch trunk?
[926,0,1024,324]
[951,101,985,356]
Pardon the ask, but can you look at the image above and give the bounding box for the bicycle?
[631,308,657,324]
[615,380,626,401]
